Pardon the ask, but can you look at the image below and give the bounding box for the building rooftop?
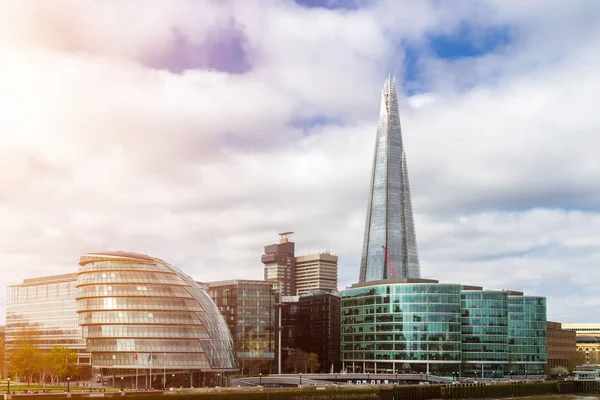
[18,272,78,286]
[80,251,165,265]
[347,278,525,295]
[203,279,275,287]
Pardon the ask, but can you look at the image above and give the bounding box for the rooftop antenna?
[278,232,294,243]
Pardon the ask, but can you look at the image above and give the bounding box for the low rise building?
[545,321,577,374]
[341,278,547,378]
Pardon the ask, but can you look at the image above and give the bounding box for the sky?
[0,0,599,323]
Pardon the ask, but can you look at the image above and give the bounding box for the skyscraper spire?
[359,76,420,282]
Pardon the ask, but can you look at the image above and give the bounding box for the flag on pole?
[148,353,152,363]
[135,353,138,361]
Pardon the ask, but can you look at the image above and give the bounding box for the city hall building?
[341,278,547,378]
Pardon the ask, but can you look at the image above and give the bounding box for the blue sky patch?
[429,23,512,60]
[295,0,363,10]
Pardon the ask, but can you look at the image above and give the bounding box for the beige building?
[294,252,338,296]
[562,323,600,336]
[560,323,600,365]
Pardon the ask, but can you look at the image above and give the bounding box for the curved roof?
[79,251,164,265]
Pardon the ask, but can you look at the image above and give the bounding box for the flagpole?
[136,354,138,391]
[149,353,152,389]
[163,352,166,389]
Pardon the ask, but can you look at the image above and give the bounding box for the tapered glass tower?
[359,76,420,282]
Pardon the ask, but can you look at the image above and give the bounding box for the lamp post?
[259,373,262,386]
[299,373,302,386]
[171,373,175,387]
[525,369,528,380]
[217,374,221,387]
[120,377,124,391]
[7,378,10,395]
[67,377,71,393]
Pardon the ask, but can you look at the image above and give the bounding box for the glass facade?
[341,280,547,378]
[206,280,275,375]
[341,281,462,375]
[6,273,91,368]
[508,296,547,376]
[76,251,236,381]
[296,291,341,373]
[360,76,420,283]
[461,291,508,378]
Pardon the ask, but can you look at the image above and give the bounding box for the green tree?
[307,353,320,373]
[10,344,42,384]
[549,366,569,378]
[46,346,78,383]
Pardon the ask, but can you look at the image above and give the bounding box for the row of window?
[83,325,209,339]
[78,311,200,325]
[79,261,171,273]
[77,271,183,286]
[93,353,210,367]
[78,297,203,312]
[77,285,192,299]
[87,338,204,353]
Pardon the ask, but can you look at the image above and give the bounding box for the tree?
[10,344,42,384]
[46,346,78,383]
[549,366,569,378]
[285,349,309,373]
[307,353,320,373]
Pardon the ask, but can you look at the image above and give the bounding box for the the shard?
[359,76,420,282]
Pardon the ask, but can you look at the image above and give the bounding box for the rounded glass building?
[76,251,236,388]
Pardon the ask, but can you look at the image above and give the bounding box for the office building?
[6,273,91,378]
[262,232,296,296]
[295,252,338,296]
[77,251,236,388]
[296,291,341,372]
[340,278,547,377]
[545,321,577,374]
[205,280,275,374]
[359,76,420,283]
[562,323,600,336]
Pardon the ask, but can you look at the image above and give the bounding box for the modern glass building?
[6,274,91,378]
[296,291,341,373]
[76,251,236,388]
[341,279,547,378]
[359,76,420,283]
[204,280,275,375]
[508,296,547,376]
[461,290,508,378]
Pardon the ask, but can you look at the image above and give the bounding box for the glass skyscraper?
[360,76,420,282]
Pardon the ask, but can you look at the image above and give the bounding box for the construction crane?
[382,245,396,279]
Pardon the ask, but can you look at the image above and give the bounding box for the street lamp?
[259,373,262,385]
[120,377,124,391]
[7,378,10,394]
[299,373,302,386]
[67,377,71,393]
[217,373,221,387]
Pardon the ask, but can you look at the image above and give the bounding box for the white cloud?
[0,0,599,323]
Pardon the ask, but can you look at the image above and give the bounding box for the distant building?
[205,280,276,374]
[294,253,338,296]
[262,232,296,296]
[562,323,600,336]
[296,291,341,372]
[545,321,577,374]
[341,278,547,378]
[5,273,91,379]
[560,323,600,365]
